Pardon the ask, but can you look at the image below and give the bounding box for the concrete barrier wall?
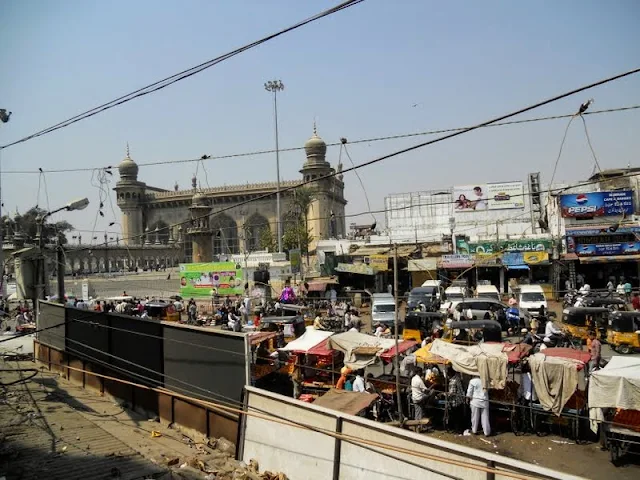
[241,387,586,480]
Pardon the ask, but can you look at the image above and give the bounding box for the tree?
[1,207,74,245]
[290,187,315,258]
[282,217,313,255]
[258,226,276,252]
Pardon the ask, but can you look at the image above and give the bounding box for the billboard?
[179,262,244,297]
[574,242,640,256]
[457,239,551,255]
[559,190,634,218]
[486,181,525,209]
[454,181,524,213]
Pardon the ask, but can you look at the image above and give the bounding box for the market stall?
[312,388,379,416]
[589,356,640,466]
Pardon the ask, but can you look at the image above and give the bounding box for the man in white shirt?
[466,376,490,436]
[411,367,433,421]
[352,370,366,393]
[518,364,537,402]
[544,318,562,342]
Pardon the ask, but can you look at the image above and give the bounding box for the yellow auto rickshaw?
[402,311,445,342]
[562,307,609,343]
[607,311,640,354]
[145,302,180,322]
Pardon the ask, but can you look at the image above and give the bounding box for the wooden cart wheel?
[609,439,621,466]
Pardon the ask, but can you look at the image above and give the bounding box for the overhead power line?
[46,66,640,252]
[3,104,639,174]
[0,0,364,151]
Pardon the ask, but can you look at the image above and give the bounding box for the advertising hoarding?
[454,181,525,213]
[486,181,525,210]
[574,242,640,256]
[440,254,474,268]
[457,239,551,255]
[179,262,244,297]
[559,190,634,218]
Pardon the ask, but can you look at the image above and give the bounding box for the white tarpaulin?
[528,353,580,416]
[326,330,397,369]
[429,339,508,390]
[589,356,640,411]
[280,327,334,353]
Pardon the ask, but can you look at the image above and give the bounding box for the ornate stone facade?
[114,131,347,261]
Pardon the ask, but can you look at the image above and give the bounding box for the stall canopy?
[280,327,334,355]
[579,254,640,264]
[429,339,508,390]
[327,330,404,369]
[312,388,378,416]
[414,342,450,365]
[380,340,419,361]
[588,356,640,411]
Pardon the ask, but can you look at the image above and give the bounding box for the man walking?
[411,367,434,423]
[588,330,601,374]
[466,376,490,436]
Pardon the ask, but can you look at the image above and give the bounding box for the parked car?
[420,280,444,301]
[475,285,501,302]
[371,293,396,326]
[440,285,469,314]
[407,287,440,312]
[455,298,530,330]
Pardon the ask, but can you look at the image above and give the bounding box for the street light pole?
[264,80,285,253]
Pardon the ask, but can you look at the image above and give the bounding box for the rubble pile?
[159,437,289,480]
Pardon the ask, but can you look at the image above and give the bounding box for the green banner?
[179,262,244,297]
[456,238,551,255]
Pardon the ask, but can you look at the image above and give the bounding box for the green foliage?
[282,218,313,255]
[1,207,74,245]
[258,226,276,252]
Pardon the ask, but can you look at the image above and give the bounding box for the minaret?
[114,144,146,245]
[300,124,334,246]
[187,189,213,263]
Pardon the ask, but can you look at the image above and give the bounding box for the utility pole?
[56,234,65,303]
[264,80,285,253]
[392,244,403,421]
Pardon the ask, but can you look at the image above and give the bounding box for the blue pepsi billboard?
[559,190,634,218]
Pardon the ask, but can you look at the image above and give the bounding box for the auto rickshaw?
[442,319,502,344]
[606,311,640,354]
[402,311,445,341]
[145,302,180,322]
[562,307,610,343]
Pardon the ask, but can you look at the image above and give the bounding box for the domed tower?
[187,190,213,263]
[300,125,347,245]
[114,145,146,245]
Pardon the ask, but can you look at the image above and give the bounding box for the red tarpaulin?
[543,347,591,367]
[500,343,533,364]
[380,340,418,361]
[305,337,334,357]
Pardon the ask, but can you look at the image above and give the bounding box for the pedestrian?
[623,280,632,303]
[616,281,625,296]
[606,279,615,297]
[446,367,465,433]
[352,370,366,393]
[466,376,490,436]
[411,367,434,423]
[387,283,393,295]
[588,330,601,374]
[632,292,640,311]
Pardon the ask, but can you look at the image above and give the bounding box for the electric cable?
[3,104,639,175]
[0,1,364,151]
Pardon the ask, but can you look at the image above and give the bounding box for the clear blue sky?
[1,0,639,239]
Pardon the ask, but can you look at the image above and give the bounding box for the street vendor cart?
[589,356,640,466]
[527,348,591,441]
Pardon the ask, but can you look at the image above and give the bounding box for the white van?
[475,285,501,302]
[371,293,396,326]
[518,285,547,317]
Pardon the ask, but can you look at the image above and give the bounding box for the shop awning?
[579,254,640,264]
[349,246,389,256]
[395,245,418,257]
[407,258,438,272]
[380,340,418,361]
[561,253,579,261]
[506,265,530,271]
[307,282,328,292]
[335,263,376,275]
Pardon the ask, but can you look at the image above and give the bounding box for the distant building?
[114,129,347,262]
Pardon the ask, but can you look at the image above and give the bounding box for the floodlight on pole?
[264,80,285,253]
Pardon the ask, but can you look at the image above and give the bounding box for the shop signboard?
[179,262,244,297]
[523,252,549,264]
[566,225,640,236]
[474,254,500,266]
[574,242,640,256]
[440,254,474,269]
[289,249,302,274]
[502,252,524,266]
[559,190,634,218]
[335,263,375,275]
[368,254,389,271]
[463,239,551,255]
[454,181,525,213]
[486,181,525,210]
